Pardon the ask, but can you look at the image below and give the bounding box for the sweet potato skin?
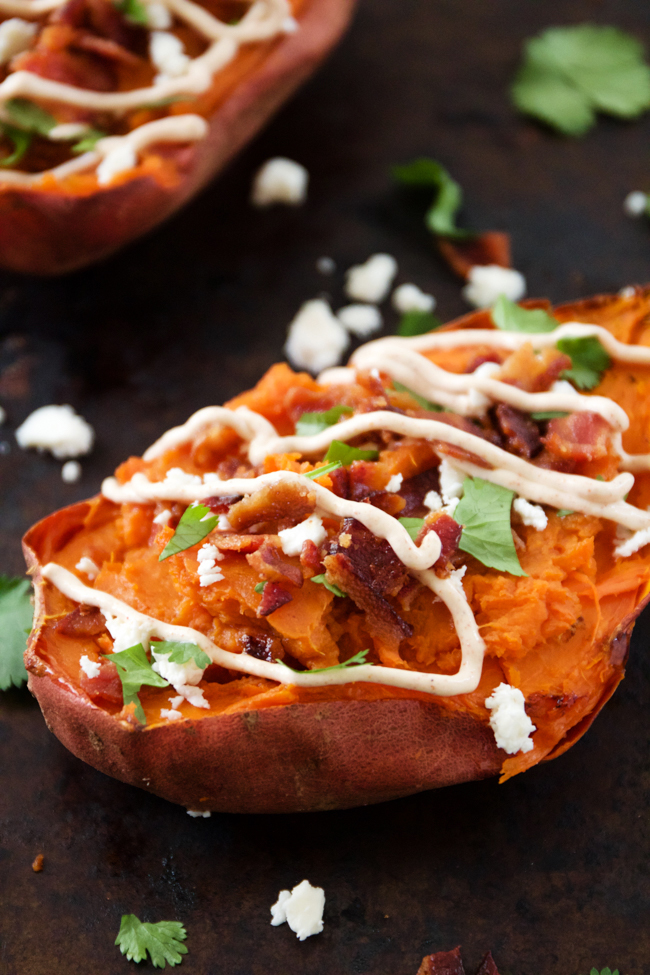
[0,0,357,276]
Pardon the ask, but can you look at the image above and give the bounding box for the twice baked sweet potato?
[24,289,650,812]
[0,0,355,274]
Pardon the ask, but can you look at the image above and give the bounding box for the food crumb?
[61,460,81,483]
[270,879,325,940]
[316,256,336,275]
[339,532,352,548]
[251,157,308,207]
[32,854,44,872]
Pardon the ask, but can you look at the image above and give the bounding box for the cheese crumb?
[104,612,152,654]
[96,143,137,186]
[186,809,211,818]
[385,473,403,493]
[79,655,101,679]
[282,14,299,32]
[624,191,648,218]
[423,490,443,512]
[392,282,436,314]
[614,525,650,558]
[316,256,336,275]
[251,157,308,206]
[284,299,349,374]
[0,18,36,65]
[513,497,547,531]
[75,556,99,580]
[338,532,352,548]
[485,682,536,754]
[145,0,172,29]
[336,303,382,337]
[160,707,183,721]
[438,459,466,505]
[462,265,526,308]
[151,646,209,708]
[150,30,190,80]
[270,880,325,941]
[345,254,398,303]
[197,542,225,586]
[153,508,172,525]
[61,460,82,483]
[279,514,326,557]
[551,379,576,396]
[218,513,232,531]
[16,404,94,459]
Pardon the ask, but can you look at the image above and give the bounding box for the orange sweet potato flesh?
[23,288,650,813]
[0,0,356,275]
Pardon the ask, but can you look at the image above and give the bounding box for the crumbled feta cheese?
[197,542,225,586]
[186,809,211,817]
[284,299,349,374]
[443,498,459,518]
[466,360,501,412]
[251,157,308,206]
[151,646,207,705]
[624,191,648,218]
[392,282,436,314]
[448,564,467,595]
[462,265,526,308]
[198,543,223,561]
[75,556,99,580]
[0,18,36,65]
[79,655,101,679]
[104,612,152,653]
[614,525,650,558]
[438,459,466,505]
[513,497,547,531]
[619,285,637,299]
[385,473,403,493]
[61,460,82,483]
[485,683,536,755]
[96,143,137,186]
[550,379,576,395]
[336,303,382,337]
[160,707,183,721]
[153,508,172,526]
[218,514,232,531]
[282,14,299,32]
[15,404,94,459]
[316,256,336,275]
[279,513,326,557]
[423,489,443,512]
[48,123,89,142]
[150,30,190,80]
[345,254,398,303]
[146,0,172,29]
[317,366,356,386]
[270,880,325,941]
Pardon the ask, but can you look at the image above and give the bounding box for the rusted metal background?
[2,0,650,972]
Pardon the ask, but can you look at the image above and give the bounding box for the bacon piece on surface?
[494,403,541,458]
[227,482,316,532]
[438,231,511,279]
[399,467,440,516]
[421,512,462,568]
[417,946,466,975]
[475,953,500,975]
[241,633,277,662]
[13,27,116,90]
[300,539,323,577]
[247,540,303,587]
[543,411,611,463]
[203,495,242,514]
[498,344,571,393]
[258,582,293,617]
[73,32,142,64]
[211,533,265,554]
[56,605,106,637]
[79,659,123,705]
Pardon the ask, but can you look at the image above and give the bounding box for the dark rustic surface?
[2,0,650,972]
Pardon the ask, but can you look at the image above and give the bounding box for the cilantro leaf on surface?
[531,410,569,420]
[393,380,442,412]
[277,648,371,676]
[589,969,619,975]
[304,460,343,480]
[557,335,611,389]
[0,575,33,691]
[5,99,56,135]
[0,125,32,167]
[556,509,574,518]
[114,0,149,25]
[254,581,267,594]
[295,405,353,436]
[150,640,210,669]
[71,128,106,153]
[159,504,217,561]
[392,157,472,239]
[397,309,443,336]
[116,915,188,968]
[454,477,526,576]
[325,440,379,465]
[310,574,347,597]
[103,643,169,725]
[399,517,425,541]
[492,295,558,333]
[512,24,650,136]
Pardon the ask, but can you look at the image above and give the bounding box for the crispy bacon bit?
[417,946,466,975]
[14,27,117,91]
[300,539,323,576]
[241,633,278,662]
[494,403,541,458]
[247,541,303,587]
[73,32,142,64]
[212,533,265,554]
[203,495,242,515]
[437,231,511,279]
[498,344,571,393]
[422,512,462,568]
[228,482,316,532]
[328,466,350,499]
[475,953,499,975]
[258,582,293,617]
[543,411,611,462]
[399,467,440,516]
[366,492,406,516]
[79,659,123,705]
[56,605,106,637]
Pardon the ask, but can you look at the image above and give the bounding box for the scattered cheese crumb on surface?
[513,497,547,531]
[448,564,467,595]
[169,695,183,709]
[624,191,648,218]
[0,18,36,65]
[284,299,349,374]
[75,556,99,580]
[79,655,101,679]
[186,809,211,818]
[146,0,172,28]
[438,459,466,505]
[392,282,436,313]
[462,265,526,308]
[282,14,299,32]
[385,473,403,493]
[153,508,172,525]
[550,379,576,396]
[345,254,398,303]
[279,514,326,557]
[160,707,183,721]
[251,157,308,206]
[218,513,232,531]
[485,682,536,755]
[61,460,81,483]
[316,256,336,275]
[317,366,356,386]
[151,647,209,708]
[423,490,443,512]
[336,303,382,337]
[103,611,152,654]
[270,880,325,941]
[15,404,94,459]
[197,541,225,586]
[150,30,190,80]
[96,143,137,186]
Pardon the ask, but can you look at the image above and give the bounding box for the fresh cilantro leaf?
[114,0,148,25]
[397,309,443,336]
[589,968,619,975]
[277,648,371,676]
[454,477,526,576]
[556,509,574,518]
[556,335,611,389]
[303,460,343,480]
[71,128,106,153]
[531,410,569,420]
[325,440,379,465]
[393,380,442,412]
[512,24,650,136]
[0,576,33,691]
[399,517,425,541]
[150,640,210,669]
[492,295,558,334]
[392,157,472,239]
[311,574,347,597]
[103,643,169,725]
[159,503,217,561]
[295,405,353,436]
[254,581,267,594]
[5,99,56,135]
[116,915,188,968]
[0,125,32,167]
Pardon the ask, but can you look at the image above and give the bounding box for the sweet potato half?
[23,290,650,813]
[0,0,355,275]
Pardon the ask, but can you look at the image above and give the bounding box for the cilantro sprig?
[454,477,526,576]
[295,405,353,436]
[531,411,568,421]
[311,574,346,597]
[304,460,343,480]
[114,0,149,25]
[556,335,611,390]
[0,125,32,167]
[116,915,188,968]
[277,648,371,676]
[0,575,33,690]
[399,517,425,541]
[152,640,211,669]
[492,295,558,334]
[103,643,168,724]
[5,98,56,135]
[512,24,650,136]
[159,504,217,561]
[397,309,442,336]
[72,128,106,153]
[392,157,472,239]
[325,440,379,465]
